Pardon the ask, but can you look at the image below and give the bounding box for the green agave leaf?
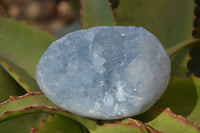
[0,17,57,91]
[0,92,96,130]
[80,0,116,28]
[166,39,200,57]
[154,77,197,117]
[114,0,194,77]
[166,39,200,77]
[121,119,161,133]
[31,115,89,133]
[93,118,161,133]
[136,76,200,128]
[0,92,56,112]
[187,76,200,125]
[170,46,191,77]
[0,57,39,92]
[134,106,162,124]
[146,108,200,133]
[0,113,48,133]
[0,69,25,102]
[70,0,119,18]
[91,119,148,133]
[120,119,148,133]
[114,0,194,48]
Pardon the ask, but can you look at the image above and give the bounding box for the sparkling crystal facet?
[36,26,171,119]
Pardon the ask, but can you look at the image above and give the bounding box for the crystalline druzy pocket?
[36,26,171,119]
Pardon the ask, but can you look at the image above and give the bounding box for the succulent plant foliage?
[0,0,200,132]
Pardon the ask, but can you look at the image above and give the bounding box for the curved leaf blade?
[121,119,160,133]
[187,76,200,125]
[0,58,39,92]
[0,92,96,130]
[91,120,148,133]
[154,77,197,117]
[0,17,57,88]
[136,76,200,127]
[0,113,48,133]
[80,0,116,28]
[170,46,191,77]
[167,39,200,57]
[114,0,194,48]
[166,39,200,77]
[114,0,194,77]
[146,108,200,133]
[31,115,88,133]
[0,70,25,102]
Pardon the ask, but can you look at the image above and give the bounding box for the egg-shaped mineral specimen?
[36,26,171,119]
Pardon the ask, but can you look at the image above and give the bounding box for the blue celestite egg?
[36,26,171,119]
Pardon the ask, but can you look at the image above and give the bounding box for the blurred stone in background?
[0,0,75,34]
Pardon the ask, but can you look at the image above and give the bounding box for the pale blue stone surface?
[36,26,171,119]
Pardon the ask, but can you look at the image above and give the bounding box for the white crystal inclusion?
[36,26,171,119]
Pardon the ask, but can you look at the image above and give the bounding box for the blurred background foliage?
[1,0,200,132]
[0,0,75,34]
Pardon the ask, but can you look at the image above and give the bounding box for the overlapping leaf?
[80,0,116,28]
[133,76,200,132]
[0,0,200,132]
[114,0,194,48]
[0,57,39,92]
[135,76,200,125]
[145,108,200,133]
[187,77,200,125]
[154,77,197,117]
[0,92,96,130]
[0,113,48,133]
[114,0,195,78]
[166,39,200,77]
[31,115,88,133]
[91,119,148,133]
[0,69,25,102]
[0,17,57,91]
